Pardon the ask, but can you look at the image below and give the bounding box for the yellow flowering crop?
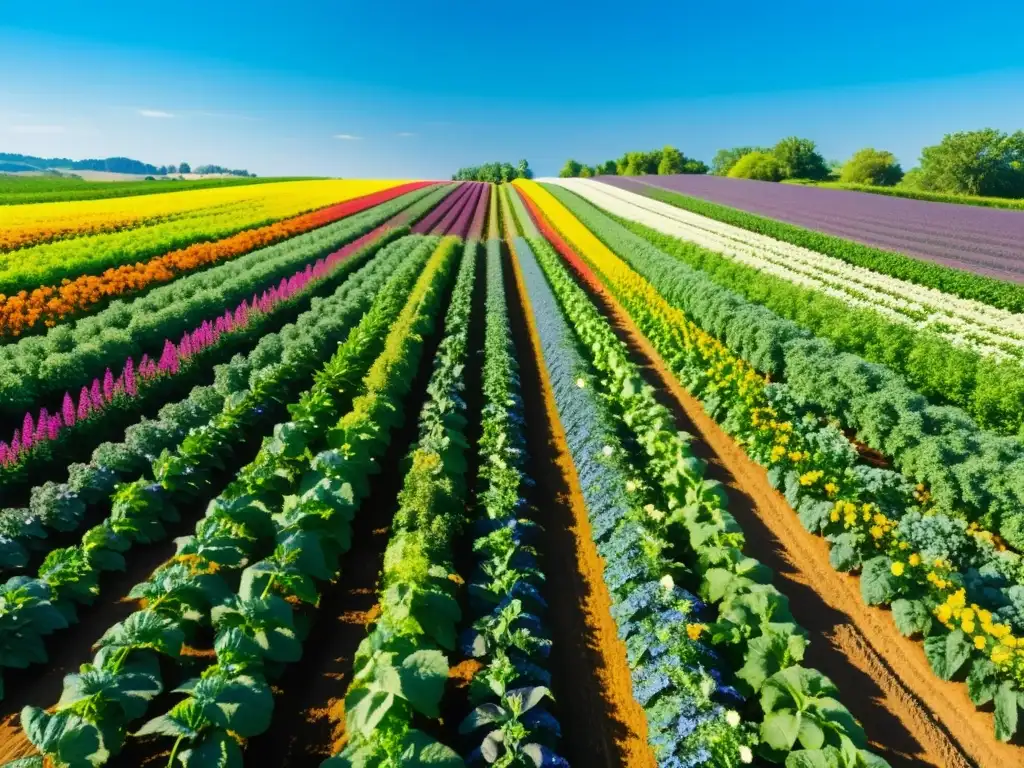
[1,179,399,252]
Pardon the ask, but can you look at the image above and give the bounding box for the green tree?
[500,162,516,182]
[579,165,596,178]
[681,157,710,174]
[657,145,685,175]
[559,159,583,178]
[771,137,829,180]
[178,162,191,174]
[727,151,784,181]
[916,128,1024,197]
[839,148,904,186]
[166,164,177,174]
[597,160,617,175]
[711,146,764,176]
[516,158,532,179]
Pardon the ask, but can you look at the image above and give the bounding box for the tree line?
[452,159,532,182]
[556,128,1024,199]
[0,153,253,178]
[559,146,708,178]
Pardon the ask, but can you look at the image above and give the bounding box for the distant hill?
[0,153,252,177]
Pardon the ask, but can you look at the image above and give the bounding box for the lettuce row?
[453,238,568,768]
[132,236,462,766]
[8,237,447,767]
[511,235,751,768]
[324,238,478,768]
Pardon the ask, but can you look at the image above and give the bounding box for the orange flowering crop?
[0,182,425,337]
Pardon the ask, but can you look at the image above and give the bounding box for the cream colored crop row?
[545,178,1024,362]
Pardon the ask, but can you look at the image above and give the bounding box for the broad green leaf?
[398,728,466,768]
[923,630,972,681]
[345,688,395,737]
[179,730,243,768]
[994,681,1020,742]
[398,649,449,717]
[762,710,802,751]
[966,659,1000,706]
[891,599,931,638]
[859,557,897,606]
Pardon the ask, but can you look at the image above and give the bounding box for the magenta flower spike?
[21,413,34,450]
[36,408,50,444]
[90,379,103,409]
[103,369,115,403]
[62,393,76,428]
[10,433,21,458]
[0,442,8,465]
[78,387,92,421]
[47,415,60,440]
[124,358,137,396]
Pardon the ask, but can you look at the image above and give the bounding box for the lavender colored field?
[412,181,472,234]
[598,175,1024,281]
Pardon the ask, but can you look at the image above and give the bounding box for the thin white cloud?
[9,124,65,134]
[396,131,417,137]
[333,133,361,140]
[139,109,174,118]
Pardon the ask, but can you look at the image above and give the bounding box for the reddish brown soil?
[504,239,657,768]
[568,256,1023,768]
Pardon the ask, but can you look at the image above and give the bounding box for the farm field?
[600,174,1024,282]
[1,174,1024,768]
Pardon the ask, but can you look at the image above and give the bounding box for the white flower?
[739,745,753,764]
[644,503,665,521]
[725,710,741,727]
[576,377,586,388]
[659,574,674,591]
[625,480,637,492]
[602,445,613,457]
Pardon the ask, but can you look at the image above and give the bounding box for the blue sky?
[2,0,1023,178]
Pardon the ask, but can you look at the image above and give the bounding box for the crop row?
[510,202,888,767]
[0,235,439,704]
[0,183,441,464]
[557,180,1024,361]
[622,180,1024,314]
[536,182,1024,551]
[326,237,475,765]
[0,178,343,251]
[0,182,427,338]
[552,178,1024,436]
[9,236,458,767]
[452,238,567,767]
[515,181,1024,743]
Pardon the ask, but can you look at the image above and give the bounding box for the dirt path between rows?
[566,255,1023,768]
[504,240,657,768]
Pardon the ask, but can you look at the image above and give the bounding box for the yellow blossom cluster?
[935,589,1024,674]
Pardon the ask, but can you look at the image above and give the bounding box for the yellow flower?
[829,508,840,523]
[962,619,976,634]
[686,623,706,641]
[935,605,953,623]
[961,608,975,622]
[770,446,786,463]
[908,553,921,567]
[1004,635,1018,648]
[890,561,905,576]
[993,647,1013,664]
[975,636,988,650]
[869,525,884,539]
[824,482,839,496]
